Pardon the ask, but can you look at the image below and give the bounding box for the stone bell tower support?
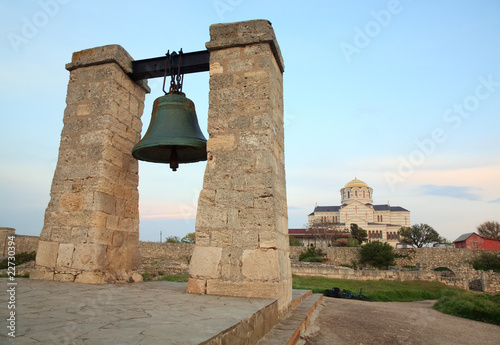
[32,45,150,283]
[187,20,292,315]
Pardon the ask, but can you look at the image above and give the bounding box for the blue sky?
[1,0,499,243]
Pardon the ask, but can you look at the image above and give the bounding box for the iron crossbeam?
[129,50,210,81]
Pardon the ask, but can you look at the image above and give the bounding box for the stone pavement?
[0,278,312,344]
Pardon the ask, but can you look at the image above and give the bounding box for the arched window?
[363,191,365,198]
[347,191,350,198]
[355,190,358,197]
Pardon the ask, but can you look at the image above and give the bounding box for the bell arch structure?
[31,20,292,313]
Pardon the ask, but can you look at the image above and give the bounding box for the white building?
[307,176,410,246]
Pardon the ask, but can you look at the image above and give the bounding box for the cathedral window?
[363,191,365,198]
[355,190,358,197]
[347,191,350,198]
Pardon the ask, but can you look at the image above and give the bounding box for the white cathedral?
[307,176,410,246]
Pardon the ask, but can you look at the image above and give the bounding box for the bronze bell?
[132,92,207,171]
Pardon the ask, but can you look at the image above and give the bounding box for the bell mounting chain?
[163,49,184,95]
[129,50,209,81]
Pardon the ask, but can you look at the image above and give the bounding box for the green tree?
[476,221,500,241]
[289,236,303,246]
[360,241,396,268]
[350,223,368,244]
[470,252,500,272]
[181,232,196,244]
[165,236,181,243]
[398,223,440,248]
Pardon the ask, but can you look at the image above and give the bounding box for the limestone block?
[258,232,278,249]
[30,268,54,281]
[242,249,279,280]
[210,230,233,247]
[206,280,279,299]
[195,206,228,229]
[93,191,116,215]
[227,58,254,74]
[107,246,141,271]
[186,278,207,294]
[209,62,223,76]
[36,241,59,268]
[207,134,236,151]
[54,273,76,282]
[66,45,134,75]
[209,74,234,90]
[232,230,259,249]
[72,243,108,270]
[208,47,241,61]
[239,129,272,150]
[75,271,106,284]
[228,115,252,130]
[56,243,75,268]
[189,246,222,279]
[71,227,89,243]
[112,230,127,246]
[215,189,253,208]
[49,226,73,243]
[131,273,143,283]
[198,189,216,206]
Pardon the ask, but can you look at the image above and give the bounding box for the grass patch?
[292,274,500,326]
[0,251,36,269]
[292,275,461,302]
[0,273,29,278]
[433,293,500,326]
[142,273,189,282]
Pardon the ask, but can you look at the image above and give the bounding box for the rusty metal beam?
[129,50,210,81]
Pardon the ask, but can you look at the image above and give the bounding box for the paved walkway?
[0,278,283,344]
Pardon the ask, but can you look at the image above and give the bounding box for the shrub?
[299,247,325,262]
[165,236,181,243]
[470,252,500,272]
[360,241,396,268]
[333,237,359,247]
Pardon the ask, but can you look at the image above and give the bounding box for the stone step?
[257,292,324,345]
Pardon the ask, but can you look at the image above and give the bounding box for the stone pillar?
[32,45,150,284]
[187,20,292,315]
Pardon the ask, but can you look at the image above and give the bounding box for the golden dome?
[344,177,369,188]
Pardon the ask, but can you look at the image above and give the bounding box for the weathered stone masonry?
[186,20,292,315]
[31,45,150,284]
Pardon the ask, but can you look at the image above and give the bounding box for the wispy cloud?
[489,198,500,204]
[420,185,481,201]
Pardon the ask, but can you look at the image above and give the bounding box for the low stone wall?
[291,263,474,291]
[0,228,39,256]
[139,242,193,259]
[289,246,495,270]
